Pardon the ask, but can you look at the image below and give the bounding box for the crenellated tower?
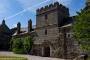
[86,0,90,7]
[34,2,71,58]
[36,2,69,28]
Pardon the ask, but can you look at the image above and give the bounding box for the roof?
[62,23,72,28]
[0,23,11,33]
[62,17,73,26]
[12,25,36,36]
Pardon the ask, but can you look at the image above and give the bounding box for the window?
[66,33,73,38]
[45,29,47,35]
[45,14,48,19]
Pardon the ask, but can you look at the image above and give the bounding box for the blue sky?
[0,0,86,28]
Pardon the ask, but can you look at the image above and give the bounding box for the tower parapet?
[37,2,69,15]
[86,0,90,8]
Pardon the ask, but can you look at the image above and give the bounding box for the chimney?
[17,22,21,34]
[2,20,5,25]
[28,19,32,33]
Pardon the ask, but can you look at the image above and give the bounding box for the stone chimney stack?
[2,20,5,25]
[28,19,32,33]
[17,22,21,34]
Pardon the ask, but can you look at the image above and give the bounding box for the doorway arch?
[43,46,50,57]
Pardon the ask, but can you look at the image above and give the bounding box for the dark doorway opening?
[44,47,50,57]
[0,44,9,51]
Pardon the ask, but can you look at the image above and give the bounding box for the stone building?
[31,2,79,59]
[13,2,80,59]
[86,0,90,7]
[0,20,11,50]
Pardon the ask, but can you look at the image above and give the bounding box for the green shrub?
[73,9,90,53]
[13,38,23,49]
[10,36,33,54]
[11,38,25,54]
[13,48,25,54]
[23,36,33,54]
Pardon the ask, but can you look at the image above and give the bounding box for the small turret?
[17,22,21,34]
[28,19,32,33]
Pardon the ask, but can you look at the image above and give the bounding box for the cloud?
[5,0,51,20]
[54,0,72,7]
[0,0,23,20]
[16,0,72,12]
[16,0,50,12]
[0,4,7,14]
[5,0,73,20]
[16,0,44,8]
[0,0,16,23]
[0,0,11,19]
[13,24,17,27]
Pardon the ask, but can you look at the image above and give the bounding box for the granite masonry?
[1,0,90,59]
[13,2,80,59]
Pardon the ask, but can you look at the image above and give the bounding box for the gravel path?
[0,51,67,60]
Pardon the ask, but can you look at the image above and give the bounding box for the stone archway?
[42,40,57,57]
[43,46,50,57]
[42,40,51,57]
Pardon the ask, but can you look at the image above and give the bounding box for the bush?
[13,48,25,54]
[11,38,25,54]
[23,36,33,54]
[10,36,33,54]
[13,38,23,49]
[73,9,90,53]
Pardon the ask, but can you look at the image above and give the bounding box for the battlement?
[36,2,68,15]
[86,0,90,7]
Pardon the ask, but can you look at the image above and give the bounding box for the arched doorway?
[43,47,50,57]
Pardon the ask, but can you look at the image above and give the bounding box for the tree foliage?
[10,36,33,54]
[73,9,90,53]
[11,38,25,54]
[23,36,33,54]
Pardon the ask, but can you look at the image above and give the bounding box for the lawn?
[0,56,27,60]
[88,57,90,60]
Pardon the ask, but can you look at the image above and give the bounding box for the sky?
[0,0,86,28]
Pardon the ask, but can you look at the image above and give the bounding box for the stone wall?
[32,2,79,59]
[32,26,80,59]
[36,2,69,28]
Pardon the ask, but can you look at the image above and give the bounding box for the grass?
[88,57,90,60]
[0,56,27,60]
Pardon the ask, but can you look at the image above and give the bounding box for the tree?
[10,36,33,54]
[23,36,33,54]
[73,9,90,53]
[13,38,23,49]
[11,38,25,54]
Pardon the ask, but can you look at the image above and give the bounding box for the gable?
[0,24,11,34]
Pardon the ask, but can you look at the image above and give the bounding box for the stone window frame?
[45,14,48,20]
[66,32,73,38]
[45,29,47,35]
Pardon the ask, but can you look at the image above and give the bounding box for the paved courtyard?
[0,51,69,60]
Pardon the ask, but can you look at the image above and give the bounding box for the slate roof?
[0,23,11,34]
